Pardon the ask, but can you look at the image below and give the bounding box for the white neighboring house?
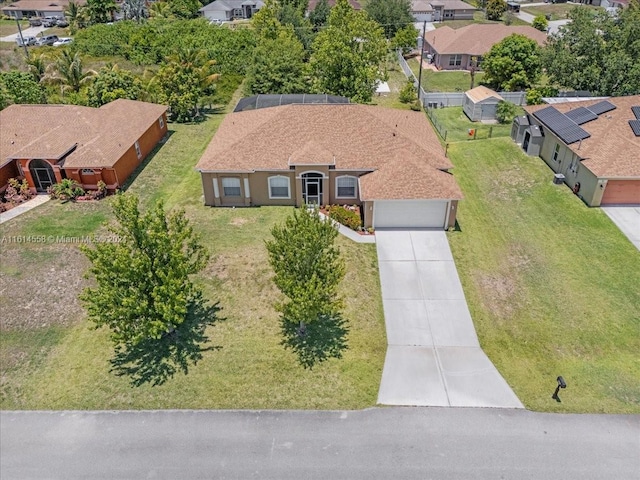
[199,0,264,22]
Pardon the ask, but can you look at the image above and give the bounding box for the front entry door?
[302,173,323,205]
[29,159,56,192]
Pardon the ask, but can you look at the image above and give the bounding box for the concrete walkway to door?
[376,229,523,408]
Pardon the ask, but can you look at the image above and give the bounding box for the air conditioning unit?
[553,173,565,185]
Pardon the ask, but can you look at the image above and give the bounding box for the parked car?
[42,16,62,27]
[16,36,37,47]
[28,17,42,26]
[36,35,59,46]
[53,37,73,47]
[56,18,69,27]
[209,19,223,25]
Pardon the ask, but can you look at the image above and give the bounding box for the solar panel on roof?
[533,106,591,144]
[565,107,598,125]
[629,120,640,137]
[587,100,616,115]
[632,106,640,120]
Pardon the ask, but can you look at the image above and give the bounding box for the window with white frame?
[158,116,164,129]
[336,176,357,198]
[449,54,462,66]
[134,141,142,159]
[552,144,560,162]
[268,176,290,199]
[221,177,241,196]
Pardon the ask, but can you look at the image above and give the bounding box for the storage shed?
[521,124,544,157]
[463,86,504,121]
[511,115,530,144]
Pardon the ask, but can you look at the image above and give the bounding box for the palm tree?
[27,53,49,83]
[65,0,88,33]
[43,51,97,94]
[149,1,174,19]
[166,49,220,116]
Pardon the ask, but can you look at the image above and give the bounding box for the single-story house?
[0,0,84,18]
[196,103,463,229]
[199,0,263,21]
[514,95,640,206]
[430,0,476,21]
[411,0,434,21]
[463,86,504,121]
[0,99,168,194]
[307,0,361,12]
[423,24,547,70]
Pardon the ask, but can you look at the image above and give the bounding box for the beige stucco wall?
[249,171,297,206]
[363,201,374,228]
[536,126,601,206]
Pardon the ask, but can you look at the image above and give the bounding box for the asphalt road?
[2,408,638,479]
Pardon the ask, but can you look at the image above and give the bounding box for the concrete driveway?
[602,205,640,251]
[376,229,523,408]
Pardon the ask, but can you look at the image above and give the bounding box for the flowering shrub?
[327,204,361,231]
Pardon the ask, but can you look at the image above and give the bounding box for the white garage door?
[374,200,448,228]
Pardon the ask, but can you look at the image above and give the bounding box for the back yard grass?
[426,106,523,142]
[0,89,386,410]
[521,3,601,20]
[446,138,640,413]
[406,59,486,93]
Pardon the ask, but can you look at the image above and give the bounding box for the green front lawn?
[0,89,386,410]
[447,138,640,413]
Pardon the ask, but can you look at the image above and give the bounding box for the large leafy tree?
[154,49,220,121]
[482,34,541,91]
[245,27,307,94]
[122,0,148,22]
[365,0,413,39]
[0,71,46,107]
[309,0,330,30]
[485,0,506,21]
[85,0,117,24]
[392,24,418,54]
[166,0,202,19]
[81,195,220,386]
[88,64,144,106]
[309,0,387,102]
[542,2,640,96]
[265,207,348,368]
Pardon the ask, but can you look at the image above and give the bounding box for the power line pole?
[416,20,427,107]
[16,17,29,59]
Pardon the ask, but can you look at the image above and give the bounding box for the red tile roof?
[196,104,463,200]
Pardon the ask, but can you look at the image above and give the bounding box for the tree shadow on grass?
[281,313,349,369]
[110,293,223,387]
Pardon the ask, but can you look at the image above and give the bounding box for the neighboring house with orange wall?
[0,99,168,194]
[196,103,463,229]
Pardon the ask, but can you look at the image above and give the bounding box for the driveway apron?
[376,229,523,408]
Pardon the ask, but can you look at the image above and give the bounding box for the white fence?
[396,50,527,107]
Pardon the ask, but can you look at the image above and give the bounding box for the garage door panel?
[601,180,640,205]
[374,200,447,228]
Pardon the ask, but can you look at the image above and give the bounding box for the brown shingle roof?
[0,100,167,169]
[525,95,640,178]
[424,24,547,56]
[196,104,463,200]
[1,0,85,12]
